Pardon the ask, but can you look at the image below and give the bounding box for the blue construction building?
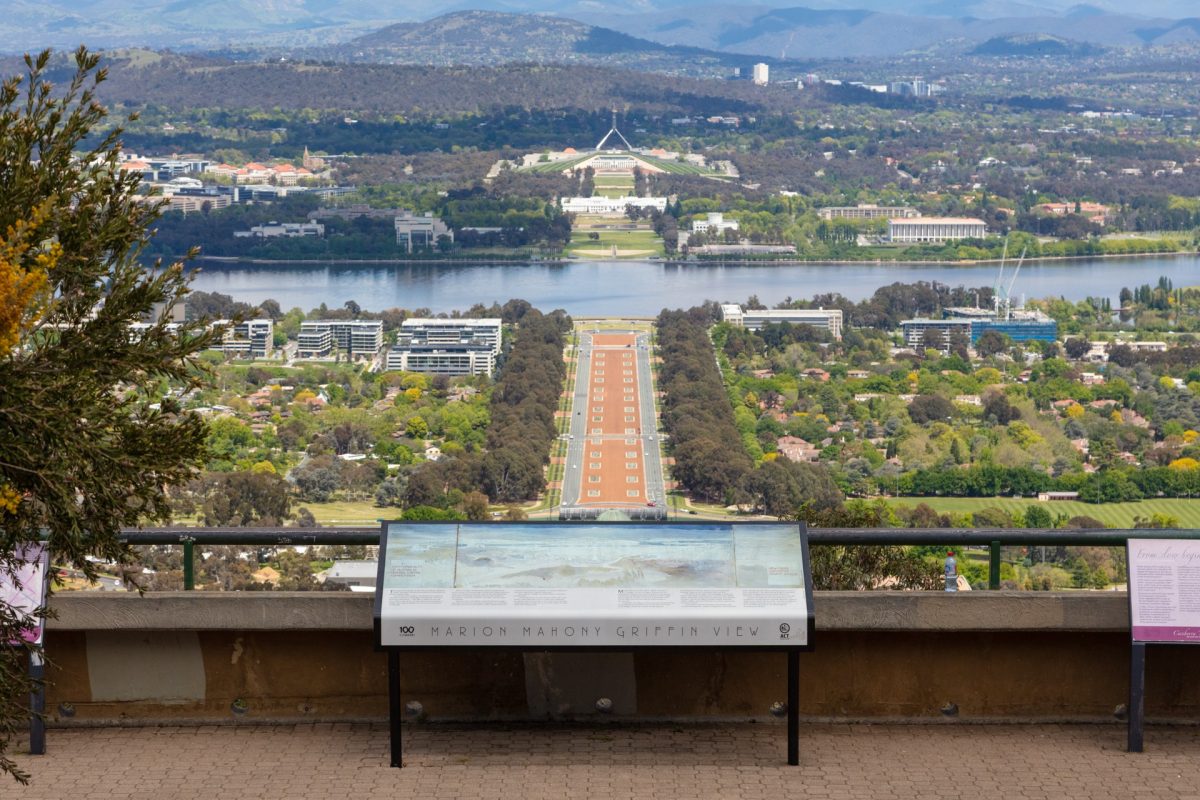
[970,318,1058,345]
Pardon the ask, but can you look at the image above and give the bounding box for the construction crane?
[992,236,1027,320]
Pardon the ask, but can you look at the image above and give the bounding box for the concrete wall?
[41,592,1200,725]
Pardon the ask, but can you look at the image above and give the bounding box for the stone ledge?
[46,591,1130,633]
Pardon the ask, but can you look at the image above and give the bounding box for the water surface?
[189,256,1200,315]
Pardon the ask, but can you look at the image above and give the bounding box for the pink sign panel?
[1128,539,1200,644]
[2,544,49,646]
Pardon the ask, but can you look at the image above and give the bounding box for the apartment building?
[720,304,844,340]
[387,318,503,376]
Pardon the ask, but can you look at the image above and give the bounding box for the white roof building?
[888,217,986,243]
[387,318,503,377]
[692,212,740,234]
[720,305,843,340]
[560,196,667,216]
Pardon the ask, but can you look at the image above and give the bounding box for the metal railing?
[117,526,1200,591]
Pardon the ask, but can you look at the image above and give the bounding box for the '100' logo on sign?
[397,626,415,636]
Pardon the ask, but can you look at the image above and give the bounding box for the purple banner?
[2,544,49,646]
[1131,626,1200,643]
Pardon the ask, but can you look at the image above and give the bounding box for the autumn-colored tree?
[0,50,218,782]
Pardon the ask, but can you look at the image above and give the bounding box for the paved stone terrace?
[13,722,1200,799]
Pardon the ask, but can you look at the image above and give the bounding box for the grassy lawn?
[298,500,389,525]
[884,497,1200,528]
[635,155,720,176]
[523,155,591,173]
[565,227,663,258]
[593,177,634,199]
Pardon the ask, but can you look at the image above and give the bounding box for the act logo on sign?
[778,623,791,640]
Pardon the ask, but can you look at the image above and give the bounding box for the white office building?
[209,318,274,358]
[752,63,770,86]
[900,318,974,352]
[297,320,384,358]
[560,196,667,215]
[720,304,746,326]
[720,304,843,340]
[340,321,384,356]
[387,318,503,376]
[390,348,498,376]
[888,217,987,243]
[296,326,335,358]
[692,212,740,234]
[819,205,919,220]
[394,212,454,253]
[233,222,324,238]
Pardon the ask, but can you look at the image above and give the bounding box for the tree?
[1022,505,1053,529]
[406,415,429,439]
[1064,338,1090,360]
[196,471,292,526]
[983,392,1021,425]
[0,50,219,782]
[975,330,1010,357]
[291,456,343,502]
[908,394,955,424]
[462,491,490,520]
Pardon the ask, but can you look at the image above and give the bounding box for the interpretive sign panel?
[1128,538,1200,644]
[2,544,49,646]
[374,521,813,650]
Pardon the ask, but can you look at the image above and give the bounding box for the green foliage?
[0,49,219,782]
[402,505,467,521]
[801,501,940,590]
[191,471,292,526]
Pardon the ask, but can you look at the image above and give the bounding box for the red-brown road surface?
[560,329,665,517]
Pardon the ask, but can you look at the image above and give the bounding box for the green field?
[885,497,1200,528]
[523,154,591,173]
[565,227,663,258]
[299,500,388,525]
[635,154,723,176]
[593,176,634,198]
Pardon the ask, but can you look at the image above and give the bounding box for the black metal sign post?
[1125,538,1200,753]
[388,651,402,767]
[375,521,815,769]
[1128,642,1146,753]
[29,650,46,755]
[787,650,800,766]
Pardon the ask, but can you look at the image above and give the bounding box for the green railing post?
[988,540,1001,590]
[183,539,195,591]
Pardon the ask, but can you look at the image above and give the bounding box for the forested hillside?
[54,52,784,116]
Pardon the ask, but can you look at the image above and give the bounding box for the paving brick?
[11,722,1200,799]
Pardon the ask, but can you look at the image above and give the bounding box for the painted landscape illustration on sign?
[382,523,804,590]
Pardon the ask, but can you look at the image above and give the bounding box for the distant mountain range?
[580,6,1200,59]
[331,10,789,75]
[3,2,1200,59]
